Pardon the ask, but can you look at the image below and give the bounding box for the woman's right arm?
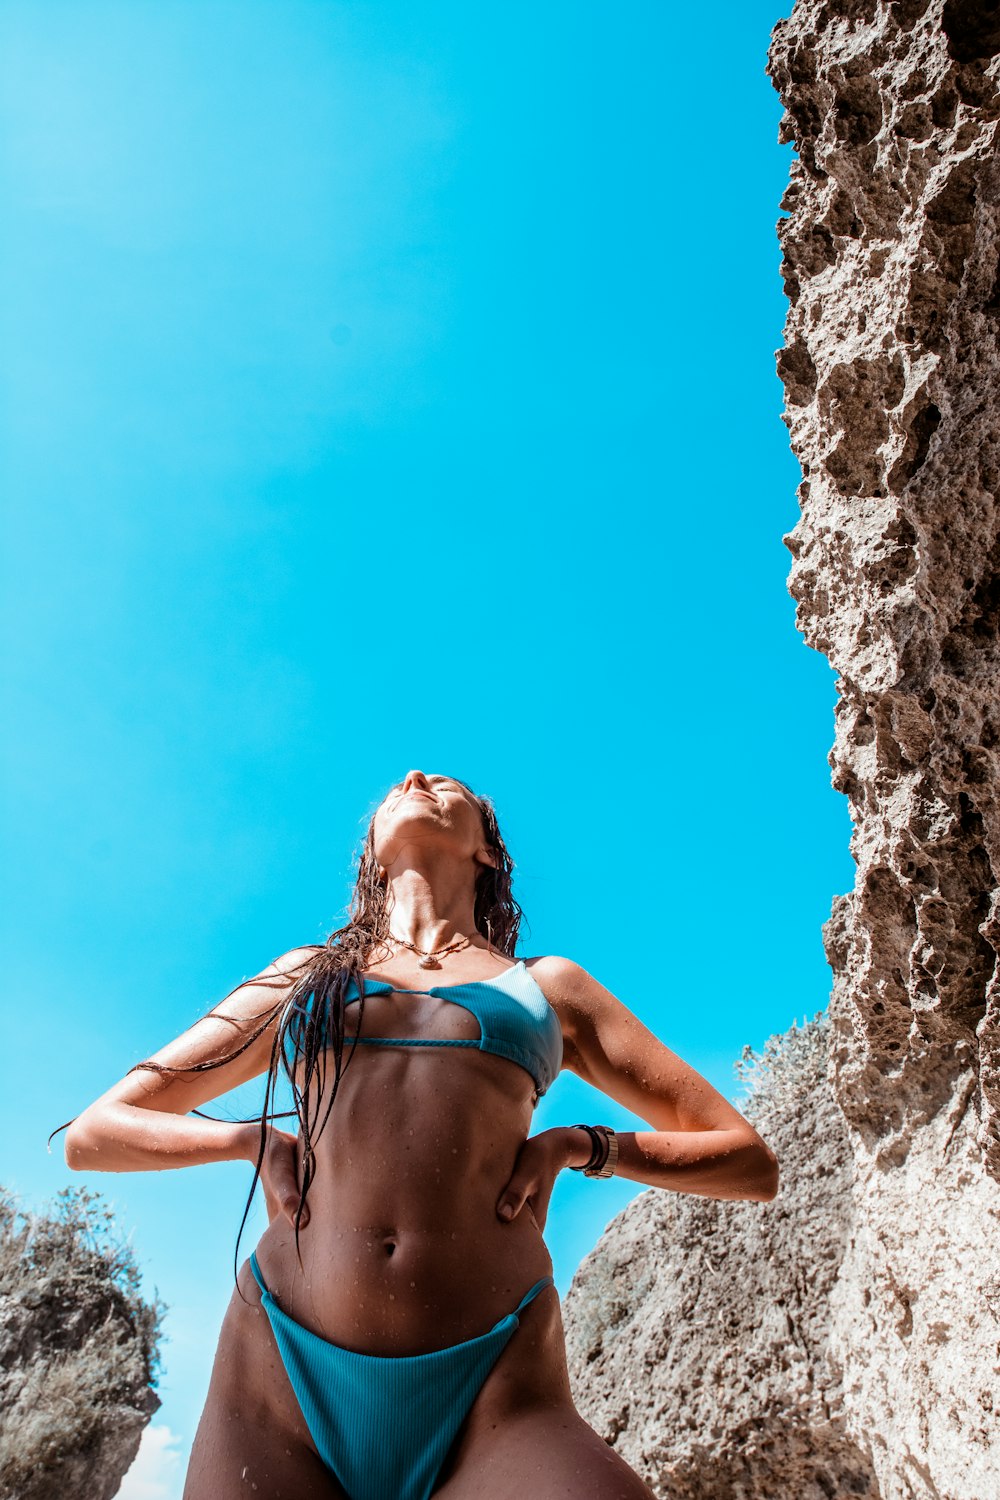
[64,945,319,1174]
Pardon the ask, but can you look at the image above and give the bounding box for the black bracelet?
[568,1124,606,1174]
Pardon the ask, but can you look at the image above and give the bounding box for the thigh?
[432,1283,656,1500]
[183,1268,346,1500]
[433,1407,657,1500]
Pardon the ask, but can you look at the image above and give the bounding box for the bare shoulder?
[269,943,324,977]
[522,954,757,1137]
[522,953,589,989]
[521,954,612,1026]
[208,943,323,1021]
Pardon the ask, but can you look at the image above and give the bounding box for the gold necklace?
[387,933,473,970]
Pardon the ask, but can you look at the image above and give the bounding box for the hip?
[252,1201,556,1356]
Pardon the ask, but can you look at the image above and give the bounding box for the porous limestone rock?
[771,0,1000,1177]
[562,4,1000,1497]
[564,1016,880,1500]
[771,2,1000,1493]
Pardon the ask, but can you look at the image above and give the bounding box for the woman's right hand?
[246,1125,308,1228]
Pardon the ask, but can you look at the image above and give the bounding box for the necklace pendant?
[418,955,441,970]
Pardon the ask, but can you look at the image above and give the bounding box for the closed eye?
[386,776,466,797]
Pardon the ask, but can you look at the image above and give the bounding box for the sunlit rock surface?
[0,1190,161,1500]
[562,3,1000,1496]
[564,1016,883,1499]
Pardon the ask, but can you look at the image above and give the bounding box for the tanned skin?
[66,769,779,1498]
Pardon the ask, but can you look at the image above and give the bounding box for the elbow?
[64,1114,103,1172]
[728,1133,779,1202]
[750,1142,780,1202]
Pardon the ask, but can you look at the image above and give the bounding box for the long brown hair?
[140,776,522,1274]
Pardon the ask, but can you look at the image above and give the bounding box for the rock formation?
[562,4,1000,1497]
[564,1015,884,1499]
[0,1188,162,1500]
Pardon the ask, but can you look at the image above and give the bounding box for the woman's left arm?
[497,957,779,1224]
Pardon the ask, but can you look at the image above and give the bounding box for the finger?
[497,1179,532,1221]
[267,1149,304,1225]
[285,1171,310,1229]
[526,1193,548,1232]
[280,1181,306,1226]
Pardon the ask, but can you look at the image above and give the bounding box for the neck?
[383,855,482,953]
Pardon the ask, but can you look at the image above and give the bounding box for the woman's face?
[371,769,496,873]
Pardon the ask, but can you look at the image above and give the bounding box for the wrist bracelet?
[569,1124,603,1173]
[568,1124,619,1179]
[587,1125,618,1179]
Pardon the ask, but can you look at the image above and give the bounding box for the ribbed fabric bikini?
[253,960,565,1500]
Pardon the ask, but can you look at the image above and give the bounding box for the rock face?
[772,0,1000,1179]
[771,2,1000,1493]
[0,1189,162,1500]
[562,4,1000,1497]
[564,1016,882,1499]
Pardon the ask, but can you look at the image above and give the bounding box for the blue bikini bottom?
[249,1253,555,1500]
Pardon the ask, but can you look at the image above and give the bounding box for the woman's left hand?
[496,1127,587,1231]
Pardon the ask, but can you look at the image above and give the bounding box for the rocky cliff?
[0,1189,162,1500]
[562,4,1000,1497]
[564,1015,883,1499]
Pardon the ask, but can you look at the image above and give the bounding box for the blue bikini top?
[284,959,563,1103]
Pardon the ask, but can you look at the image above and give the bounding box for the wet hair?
[97,777,521,1277]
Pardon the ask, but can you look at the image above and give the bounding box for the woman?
[65,768,779,1500]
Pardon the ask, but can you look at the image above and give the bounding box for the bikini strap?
[512,1273,556,1316]
[248,1252,269,1298]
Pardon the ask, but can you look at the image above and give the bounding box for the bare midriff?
[252,988,559,1360]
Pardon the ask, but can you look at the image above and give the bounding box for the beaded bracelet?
[569,1123,619,1179]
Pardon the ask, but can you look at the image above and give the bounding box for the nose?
[401,769,431,794]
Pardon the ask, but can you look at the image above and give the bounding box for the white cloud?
[115,1425,184,1500]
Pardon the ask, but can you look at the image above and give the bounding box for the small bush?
[733,1008,832,1135]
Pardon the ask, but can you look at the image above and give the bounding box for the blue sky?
[0,1,847,1493]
